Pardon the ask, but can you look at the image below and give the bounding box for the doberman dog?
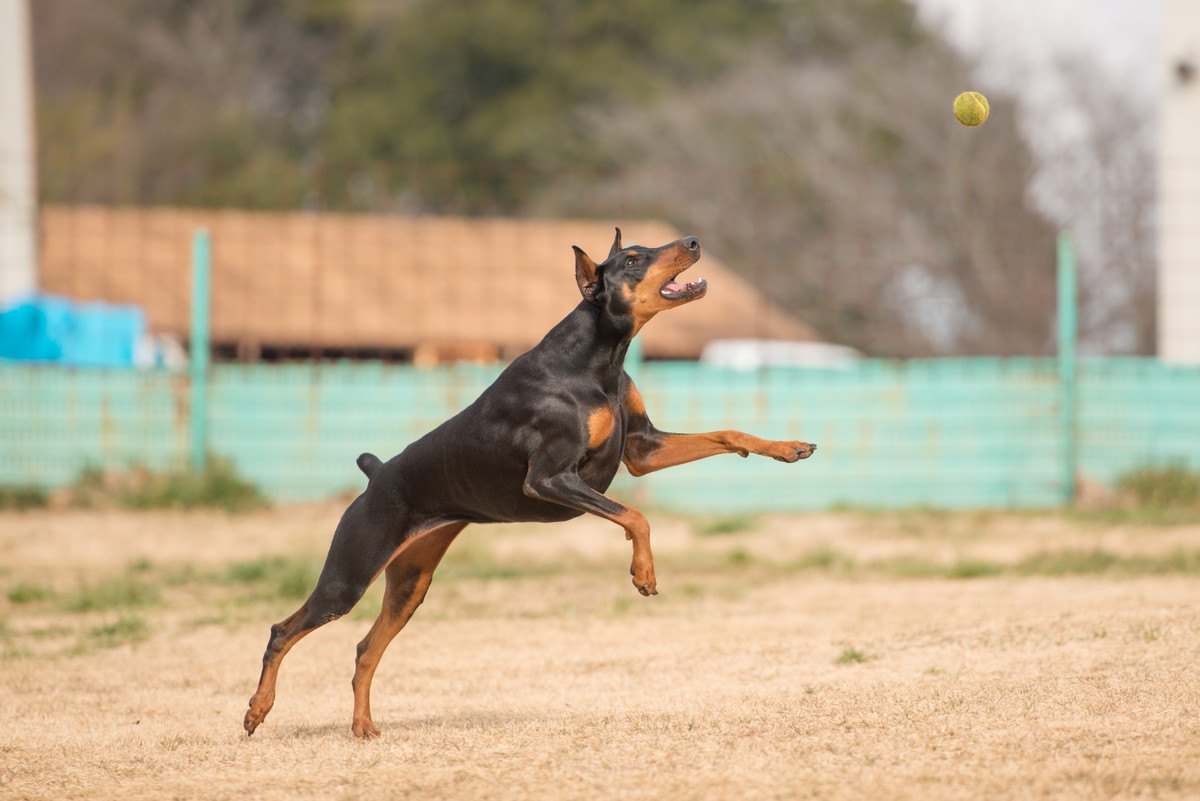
[244,229,816,739]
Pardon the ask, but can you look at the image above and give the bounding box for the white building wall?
[1159,0,1200,363]
[0,0,37,305]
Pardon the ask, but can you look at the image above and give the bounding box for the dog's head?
[573,228,706,335]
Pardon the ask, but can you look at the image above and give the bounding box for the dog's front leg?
[623,430,816,476]
[523,466,657,595]
[621,380,815,476]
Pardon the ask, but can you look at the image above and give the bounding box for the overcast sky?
[909,0,1161,354]
[912,0,1159,103]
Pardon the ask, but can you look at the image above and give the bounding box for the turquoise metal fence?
[2,357,1198,510]
[634,358,1066,510]
[1076,358,1200,486]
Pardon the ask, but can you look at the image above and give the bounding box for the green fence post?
[190,228,211,472]
[1057,232,1078,505]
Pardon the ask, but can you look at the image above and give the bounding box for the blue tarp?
[0,295,145,367]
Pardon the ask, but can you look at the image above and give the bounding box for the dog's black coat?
[244,230,815,738]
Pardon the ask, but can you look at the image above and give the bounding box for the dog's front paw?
[764,441,817,463]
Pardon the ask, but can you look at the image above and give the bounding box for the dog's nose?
[682,236,700,251]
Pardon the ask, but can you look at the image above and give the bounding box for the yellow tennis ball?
[953,91,990,127]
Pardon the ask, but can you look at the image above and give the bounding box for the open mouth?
[659,276,708,301]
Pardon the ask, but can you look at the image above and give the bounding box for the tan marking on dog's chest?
[624,383,646,416]
[587,406,616,450]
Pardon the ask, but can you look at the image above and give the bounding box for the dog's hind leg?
[350,521,466,739]
[244,495,411,736]
[243,601,318,736]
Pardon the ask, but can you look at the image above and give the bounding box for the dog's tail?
[356,452,383,480]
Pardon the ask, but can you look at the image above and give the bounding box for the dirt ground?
[1,505,1198,800]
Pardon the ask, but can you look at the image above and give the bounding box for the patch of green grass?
[680,544,1200,581]
[835,647,870,665]
[127,557,154,574]
[276,562,319,599]
[224,559,277,584]
[873,556,944,579]
[348,583,386,621]
[442,562,526,580]
[1146,550,1200,574]
[0,620,31,659]
[26,624,73,640]
[0,484,50,510]
[64,577,161,612]
[1013,549,1121,576]
[7,582,55,605]
[439,543,562,581]
[1071,497,1200,526]
[1069,463,1200,525]
[187,611,233,629]
[1012,549,1200,577]
[163,563,207,587]
[186,600,257,629]
[80,615,150,650]
[726,547,753,566]
[674,545,1200,581]
[68,459,269,513]
[789,547,857,572]
[866,549,1200,580]
[816,546,1200,577]
[693,515,759,537]
[125,459,269,512]
[1117,463,1200,510]
[224,556,319,600]
[1071,506,1200,526]
[945,559,1004,579]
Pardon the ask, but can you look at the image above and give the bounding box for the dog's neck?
[536,301,635,385]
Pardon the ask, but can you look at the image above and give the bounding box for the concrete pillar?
[1159,0,1200,363]
[0,0,36,305]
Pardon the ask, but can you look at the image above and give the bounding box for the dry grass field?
[1,504,1198,800]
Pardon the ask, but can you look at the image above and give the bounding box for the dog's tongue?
[662,281,684,294]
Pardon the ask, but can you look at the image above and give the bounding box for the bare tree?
[1028,54,1156,355]
[558,43,1058,356]
[32,0,338,207]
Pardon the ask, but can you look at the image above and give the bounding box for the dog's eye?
[625,256,637,268]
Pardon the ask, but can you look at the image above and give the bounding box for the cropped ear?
[607,227,623,259]
[572,245,601,303]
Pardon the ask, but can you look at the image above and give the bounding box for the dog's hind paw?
[244,693,273,736]
[352,719,382,739]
